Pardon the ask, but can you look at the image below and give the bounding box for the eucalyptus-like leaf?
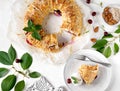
[114,43,119,55]
[1,75,16,91]
[0,51,12,65]
[115,29,120,33]
[14,80,25,91]
[32,31,41,40]
[96,47,105,53]
[118,25,120,29]
[29,72,41,78]
[8,45,16,64]
[92,39,108,49]
[0,68,9,78]
[103,46,112,58]
[21,53,33,70]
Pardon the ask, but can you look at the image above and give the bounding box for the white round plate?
[64,49,112,91]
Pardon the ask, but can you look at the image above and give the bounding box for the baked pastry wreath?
[24,0,83,52]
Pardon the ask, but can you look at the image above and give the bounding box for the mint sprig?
[0,45,41,91]
[71,76,79,84]
[92,25,120,58]
[23,20,42,40]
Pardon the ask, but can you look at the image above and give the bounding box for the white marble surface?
[0,0,120,91]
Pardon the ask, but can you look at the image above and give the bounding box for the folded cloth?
[26,76,55,91]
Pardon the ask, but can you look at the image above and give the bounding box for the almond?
[94,26,99,33]
[91,38,97,43]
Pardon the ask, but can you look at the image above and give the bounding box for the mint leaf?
[8,45,16,64]
[35,25,42,30]
[103,46,112,58]
[31,25,36,31]
[114,43,119,55]
[23,27,32,32]
[0,68,9,78]
[23,20,42,40]
[32,31,41,40]
[29,72,41,78]
[0,51,12,65]
[102,34,113,39]
[92,39,108,49]
[1,75,17,91]
[28,20,33,27]
[21,53,33,70]
[15,80,25,91]
[71,76,78,84]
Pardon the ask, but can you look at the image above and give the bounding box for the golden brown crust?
[79,64,99,84]
[24,0,83,52]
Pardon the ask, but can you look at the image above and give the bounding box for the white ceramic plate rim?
[64,49,113,91]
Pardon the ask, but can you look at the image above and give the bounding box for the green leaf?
[8,45,16,64]
[23,27,32,32]
[32,31,41,40]
[96,47,105,53]
[114,43,119,55]
[115,29,120,33]
[71,76,78,84]
[31,25,36,31]
[102,34,113,39]
[35,25,42,30]
[92,39,108,49]
[14,80,25,91]
[21,53,33,70]
[1,75,16,91]
[28,20,33,27]
[0,51,12,65]
[103,46,112,58]
[100,2,103,7]
[29,72,41,78]
[118,25,120,29]
[0,68,9,78]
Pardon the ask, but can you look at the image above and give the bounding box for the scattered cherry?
[16,59,22,63]
[54,10,62,16]
[95,76,98,79]
[67,78,72,84]
[92,12,97,16]
[26,39,32,45]
[88,19,93,24]
[86,0,91,4]
[25,32,28,35]
[104,32,108,36]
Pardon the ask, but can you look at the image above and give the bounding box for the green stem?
[106,34,120,47]
[12,66,29,78]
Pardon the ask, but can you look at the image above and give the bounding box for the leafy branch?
[23,20,42,40]
[92,25,120,58]
[0,45,41,91]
